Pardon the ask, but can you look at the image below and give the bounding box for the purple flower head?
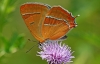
[37,40,74,64]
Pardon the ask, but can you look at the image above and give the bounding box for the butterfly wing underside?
[42,6,76,40]
[20,3,50,42]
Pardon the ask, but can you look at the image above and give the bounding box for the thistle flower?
[37,40,74,64]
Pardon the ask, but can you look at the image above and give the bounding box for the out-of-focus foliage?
[0,0,26,64]
[0,0,100,64]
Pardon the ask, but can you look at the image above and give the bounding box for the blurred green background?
[0,0,100,64]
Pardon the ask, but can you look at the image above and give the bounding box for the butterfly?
[20,2,77,43]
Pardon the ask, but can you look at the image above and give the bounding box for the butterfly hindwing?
[42,6,76,40]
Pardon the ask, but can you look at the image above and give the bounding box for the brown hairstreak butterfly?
[20,2,77,43]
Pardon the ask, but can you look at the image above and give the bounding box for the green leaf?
[5,32,18,53]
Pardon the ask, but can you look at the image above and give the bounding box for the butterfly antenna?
[26,39,38,53]
[26,45,35,53]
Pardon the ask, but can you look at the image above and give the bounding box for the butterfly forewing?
[20,3,50,42]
